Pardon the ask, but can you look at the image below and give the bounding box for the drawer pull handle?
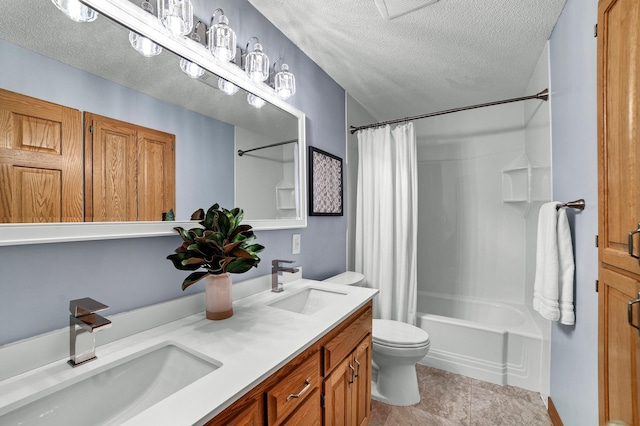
[286,378,312,402]
[349,363,355,384]
[354,359,361,378]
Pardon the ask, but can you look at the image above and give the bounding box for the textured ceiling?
[247,0,567,124]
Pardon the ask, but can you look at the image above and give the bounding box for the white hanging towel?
[533,202,576,325]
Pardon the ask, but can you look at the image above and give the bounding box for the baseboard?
[548,397,564,426]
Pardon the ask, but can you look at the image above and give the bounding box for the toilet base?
[370,363,421,406]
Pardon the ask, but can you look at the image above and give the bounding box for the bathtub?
[416,291,543,392]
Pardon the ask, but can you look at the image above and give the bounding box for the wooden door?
[323,356,353,426]
[598,0,640,423]
[351,337,371,426]
[0,88,82,222]
[136,128,175,221]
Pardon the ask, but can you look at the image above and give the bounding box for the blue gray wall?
[0,0,346,345]
[549,0,599,424]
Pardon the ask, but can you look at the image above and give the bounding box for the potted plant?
[167,203,264,320]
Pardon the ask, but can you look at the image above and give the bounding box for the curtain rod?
[349,88,549,134]
[237,139,298,156]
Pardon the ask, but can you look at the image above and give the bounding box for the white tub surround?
[416,291,543,392]
[0,278,377,425]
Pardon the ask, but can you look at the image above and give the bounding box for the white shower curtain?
[355,122,418,324]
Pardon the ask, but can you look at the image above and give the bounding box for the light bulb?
[245,43,269,82]
[158,0,193,36]
[209,14,236,62]
[275,64,296,100]
[180,58,204,78]
[247,93,266,109]
[51,0,98,22]
[218,78,239,95]
[129,31,162,57]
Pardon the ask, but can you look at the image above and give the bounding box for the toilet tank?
[323,271,365,287]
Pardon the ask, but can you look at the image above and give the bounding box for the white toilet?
[323,272,430,406]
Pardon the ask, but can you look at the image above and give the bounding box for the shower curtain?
[355,122,418,324]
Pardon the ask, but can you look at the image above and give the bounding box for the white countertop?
[0,279,377,425]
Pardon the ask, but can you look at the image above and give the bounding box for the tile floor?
[370,365,553,425]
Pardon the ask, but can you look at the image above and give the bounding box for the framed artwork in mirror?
[309,146,343,216]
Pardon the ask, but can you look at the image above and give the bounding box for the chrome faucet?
[68,298,111,367]
[272,259,299,292]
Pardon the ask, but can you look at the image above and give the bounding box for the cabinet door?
[323,356,353,426]
[136,128,175,221]
[0,88,82,223]
[351,337,372,426]
[281,388,321,425]
[598,0,640,422]
[85,113,137,222]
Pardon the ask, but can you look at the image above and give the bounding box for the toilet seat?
[373,319,430,349]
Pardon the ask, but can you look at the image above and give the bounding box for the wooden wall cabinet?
[84,113,175,222]
[206,302,372,426]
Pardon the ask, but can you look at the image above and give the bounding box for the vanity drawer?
[322,304,372,376]
[266,349,321,426]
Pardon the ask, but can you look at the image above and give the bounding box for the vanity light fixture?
[218,78,240,95]
[272,59,296,100]
[247,93,266,109]
[179,23,205,78]
[158,0,193,36]
[209,9,237,62]
[244,37,270,83]
[129,1,162,57]
[51,0,98,23]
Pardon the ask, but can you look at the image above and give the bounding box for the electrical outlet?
[292,234,301,254]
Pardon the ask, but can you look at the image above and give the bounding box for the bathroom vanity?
[209,301,372,425]
[0,279,376,425]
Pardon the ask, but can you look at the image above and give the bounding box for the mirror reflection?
[0,0,301,225]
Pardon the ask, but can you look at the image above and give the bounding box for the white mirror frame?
[0,0,307,246]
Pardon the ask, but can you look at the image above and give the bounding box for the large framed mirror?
[0,0,306,245]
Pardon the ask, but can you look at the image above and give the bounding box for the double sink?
[0,284,348,425]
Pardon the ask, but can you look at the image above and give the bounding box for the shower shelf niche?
[502,155,550,217]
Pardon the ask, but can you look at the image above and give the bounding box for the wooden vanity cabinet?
[205,301,373,426]
[320,304,372,426]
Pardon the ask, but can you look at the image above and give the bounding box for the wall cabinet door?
[0,88,82,223]
[84,113,175,222]
[598,0,640,422]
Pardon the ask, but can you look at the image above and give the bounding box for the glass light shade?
[218,78,239,96]
[51,0,98,22]
[275,64,296,99]
[245,43,269,82]
[247,93,266,109]
[129,31,162,57]
[209,15,236,62]
[180,58,204,78]
[158,0,193,36]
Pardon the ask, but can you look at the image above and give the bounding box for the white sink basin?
[0,343,221,425]
[268,287,348,315]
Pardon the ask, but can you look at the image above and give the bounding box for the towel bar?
[556,199,585,211]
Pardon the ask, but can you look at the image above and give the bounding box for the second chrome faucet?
[272,259,299,292]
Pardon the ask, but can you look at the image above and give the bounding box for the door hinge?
[595,235,599,247]
[594,23,598,37]
[89,125,93,133]
[596,280,599,292]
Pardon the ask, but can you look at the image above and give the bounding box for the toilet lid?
[372,319,430,348]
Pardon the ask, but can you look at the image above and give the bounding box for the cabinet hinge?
[595,235,599,247]
[594,23,598,37]
[171,143,175,151]
[89,125,93,133]
[595,280,599,292]
[321,394,325,408]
